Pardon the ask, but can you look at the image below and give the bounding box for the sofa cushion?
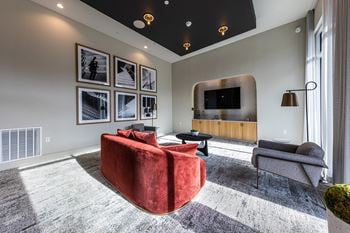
[161,144,198,156]
[296,142,324,159]
[117,129,133,138]
[131,131,159,147]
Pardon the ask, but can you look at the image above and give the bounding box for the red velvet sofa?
[100,132,206,214]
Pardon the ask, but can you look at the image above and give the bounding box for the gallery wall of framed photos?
[75,43,158,125]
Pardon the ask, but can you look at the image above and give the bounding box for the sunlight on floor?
[195,180,327,233]
[158,134,255,163]
[4,134,327,233]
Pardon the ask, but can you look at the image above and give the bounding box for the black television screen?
[204,87,241,109]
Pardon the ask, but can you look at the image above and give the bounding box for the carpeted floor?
[0,135,327,233]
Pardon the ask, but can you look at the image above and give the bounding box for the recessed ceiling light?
[295,26,302,34]
[144,45,148,49]
[185,21,192,28]
[56,3,64,9]
[164,0,170,6]
[133,20,145,29]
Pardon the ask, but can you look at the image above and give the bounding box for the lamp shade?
[281,92,298,106]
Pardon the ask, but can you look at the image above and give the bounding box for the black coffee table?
[176,133,213,156]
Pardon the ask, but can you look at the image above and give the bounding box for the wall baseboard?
[0,145,100,172]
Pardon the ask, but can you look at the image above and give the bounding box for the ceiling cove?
[80,0,256,56]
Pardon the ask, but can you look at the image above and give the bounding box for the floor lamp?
[281,81,318,141]
[151,103,157,127]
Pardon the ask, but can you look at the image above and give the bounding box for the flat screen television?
[204,87,241,109]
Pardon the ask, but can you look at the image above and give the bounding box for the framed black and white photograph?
[77,87,111,125]
[140,94,157,120]
[76,44,110,86]
[114,57,137,90]
[140,65,157,92]
[115,91,137,121]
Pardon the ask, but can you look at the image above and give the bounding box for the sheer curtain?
[332,0,350,183]
[305,10,321,145]
[321,0,334,180]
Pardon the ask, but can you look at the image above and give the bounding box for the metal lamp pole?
[285,81,318,141]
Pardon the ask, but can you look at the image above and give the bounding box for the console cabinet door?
[192,120,201,131]
[242,122,257,142]
[219,121,230,138]
[209,120,221,137]
[192,120,257,142]
[199,120,210,134]
[219,121,242,139]
[192,120,210,134]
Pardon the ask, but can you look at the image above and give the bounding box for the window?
[314,26,323,147]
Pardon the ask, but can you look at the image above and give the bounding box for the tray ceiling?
[80,0,256,56]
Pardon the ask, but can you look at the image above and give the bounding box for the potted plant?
[324,184,350,233]
[190,129,199,136]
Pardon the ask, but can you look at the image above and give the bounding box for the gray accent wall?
[193,75,257,121]
[0,0,172,155]
[173,19,306,144]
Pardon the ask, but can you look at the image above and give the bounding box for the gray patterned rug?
[0,135,327,233]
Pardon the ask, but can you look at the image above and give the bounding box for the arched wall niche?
[193,74,257,122]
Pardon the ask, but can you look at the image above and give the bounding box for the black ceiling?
[81,0,256,56]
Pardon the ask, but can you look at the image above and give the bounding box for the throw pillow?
[161,144,198,156]
[296,142,324,159]
[117,129,133,138]
[131,131,159,147]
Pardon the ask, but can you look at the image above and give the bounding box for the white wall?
[314,0,323,26]
[172,19,306,144]
[0,0,173,155]
[0,0,307,160]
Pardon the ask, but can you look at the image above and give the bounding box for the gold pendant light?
[143,13,154,26]
[218,25,229,36]
[183,42,191,51]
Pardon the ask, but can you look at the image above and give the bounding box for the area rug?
[0,135,327,233]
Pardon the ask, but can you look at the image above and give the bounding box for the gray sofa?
[130,123,157,134]
[252,140,327,188]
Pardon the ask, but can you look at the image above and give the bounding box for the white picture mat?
[140,94,157,120]
[140,66,157,92]
[77,45,110,86]
[115,57,137,89]
[115,92,137,121]
[78,87,110,124]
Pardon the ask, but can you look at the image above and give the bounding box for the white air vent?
[0,127,42,163]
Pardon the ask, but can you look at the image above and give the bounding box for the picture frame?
[140,65,157,92]
[140,94,157,120]
[76,44,110,86]
[115,91,137,122]
[77,87,111,125]
[114,56,137,90]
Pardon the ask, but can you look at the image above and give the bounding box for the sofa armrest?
[253,147,327,167]
[144,126,157,132]
[101,133,204,214]
[163,149,204,191]
[258,140,299,153]
[161,143,198,156]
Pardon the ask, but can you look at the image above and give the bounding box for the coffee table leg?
[198,140,209,156]
[203,140,209,156]
[182,139,186,144]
